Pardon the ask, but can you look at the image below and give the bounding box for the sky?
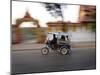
[12,1,80,27]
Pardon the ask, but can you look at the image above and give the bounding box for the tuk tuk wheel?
[60,47,69,55]
[41,47,49,55]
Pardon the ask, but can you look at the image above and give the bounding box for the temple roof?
[23,11,32,18]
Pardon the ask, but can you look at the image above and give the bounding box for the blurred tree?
[43,3,65,32]
[44,3,63,18]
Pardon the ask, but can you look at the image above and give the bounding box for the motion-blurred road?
[11,47,96,74]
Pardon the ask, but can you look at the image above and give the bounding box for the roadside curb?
[12,42,95,51]
[12,45,95,51]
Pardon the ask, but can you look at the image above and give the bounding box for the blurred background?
[12,1,96,44]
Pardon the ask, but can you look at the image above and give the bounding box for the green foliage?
[91,23,96,32]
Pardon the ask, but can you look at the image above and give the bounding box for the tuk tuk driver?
[51,34,57,49]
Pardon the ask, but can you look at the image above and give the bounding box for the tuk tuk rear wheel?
[60,47,69,55]
[41,47,49,55]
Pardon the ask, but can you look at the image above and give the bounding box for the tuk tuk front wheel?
[41,47,49,55]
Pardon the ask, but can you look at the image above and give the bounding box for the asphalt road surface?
[11,48,96,74]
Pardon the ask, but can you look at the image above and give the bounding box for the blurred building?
[47,21,81,32]
[78,5,96,32]
[78,5,96,22]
